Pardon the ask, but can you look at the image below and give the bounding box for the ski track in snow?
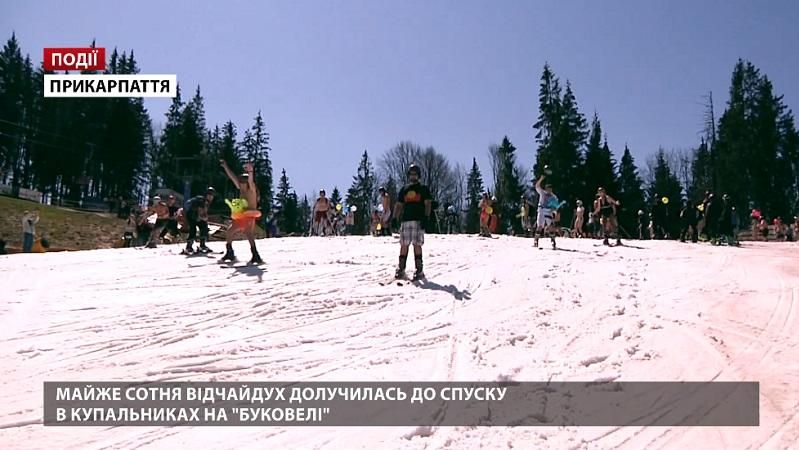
[1,236,797,449]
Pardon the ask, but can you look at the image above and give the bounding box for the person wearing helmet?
[378,187,392,236]
[595,187,622,246]
[637,209,648,240]
[219,160,263,264]
[312,189,332,236]
[534,172,559,249]
[393,164,433,280]
[573,199,585,238]
[183,187,216,254]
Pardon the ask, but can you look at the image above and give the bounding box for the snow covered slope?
[1,236,797,449]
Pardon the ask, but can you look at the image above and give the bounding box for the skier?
[378,187,392,236]
[345,207,355,235]
[479,193,492,237]
[311,189,332,236]
[141,196,170,248]
[595,187,622,246]
[219,160,263,264]
[705,193,721,242]
[573,200,585,238]
[717,194,736,245]
[393,163,432,280]
[518,195,532,237]
[679,199,698,243]
[637,210,648,240]
[159,195,180,243]
[533,173,558,249]
[183,187,216,254]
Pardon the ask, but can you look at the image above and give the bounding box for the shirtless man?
[312,189,332,236]
[378,187,392,236]
[142,196,170,248]
[220,160,263,264]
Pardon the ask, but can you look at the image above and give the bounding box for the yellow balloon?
[336,203,342,211]
[486,206,493,215]
[661,196,669,205]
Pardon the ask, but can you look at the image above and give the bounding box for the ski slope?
[1,235,798,449]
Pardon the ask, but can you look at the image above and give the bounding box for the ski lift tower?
[174,156,203,201]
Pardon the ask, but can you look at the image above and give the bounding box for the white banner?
[43,74,177,98]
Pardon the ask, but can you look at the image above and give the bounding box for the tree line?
[2,33,797,238]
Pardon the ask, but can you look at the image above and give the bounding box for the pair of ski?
[218,259,265,269]
[379,273,425,286]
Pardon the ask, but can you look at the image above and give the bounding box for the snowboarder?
[595,187,622,246]
[533,173,558,249]
[393,163,433,280]
[183,187,215,254]
[219,160,263,264]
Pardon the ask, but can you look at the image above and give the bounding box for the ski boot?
[534,237,539,248]
[603,238,610,246]
[199,240,212,253]
[395,254,408,279]
[249,247,264,265]
[616,238,622,246]
[412,255,424,281]
[220,243,236,262]
[551,237,556,249]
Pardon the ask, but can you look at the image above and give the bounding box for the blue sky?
[4,0,798,198]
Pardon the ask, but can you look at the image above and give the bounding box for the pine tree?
[159,84,184,190]
[330,187,342,207]
[532,65,586,226]
[276,169,299,233]
[616,145,646,236]
[647,149,684,237]
[241,111,273,213]
[0,33,27,194]
[346,150,376,235]
[493,136,524,234]
[465,158,485,233]
[217,121,241,199]
[689,138,712,201]
[299,194,312,234]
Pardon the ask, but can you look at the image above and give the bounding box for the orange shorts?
[232,210,262,228]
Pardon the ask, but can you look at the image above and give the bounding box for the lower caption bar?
[43,381,759,426]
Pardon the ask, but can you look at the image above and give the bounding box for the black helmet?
[206,187,216,195]
[407,163,421,177]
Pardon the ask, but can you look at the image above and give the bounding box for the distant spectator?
[22,210,39,253]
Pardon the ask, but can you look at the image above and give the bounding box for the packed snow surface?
[1,235,798,449]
